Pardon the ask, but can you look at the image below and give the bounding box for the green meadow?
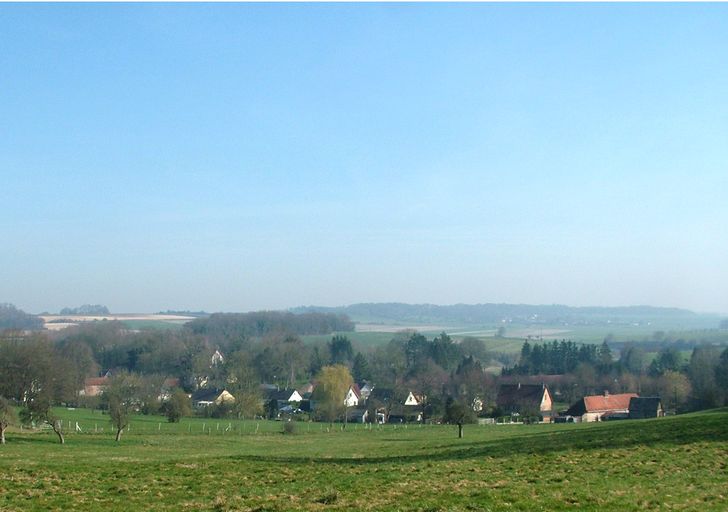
[1,408,727,511]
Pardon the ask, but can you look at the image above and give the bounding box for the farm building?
[496,383,554,423]
[565,392,638,422]
[157,377,181,402]
[628,397,664,419]
[191,388,235,408]
[79,376,109,397]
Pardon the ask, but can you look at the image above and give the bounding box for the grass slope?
[1,409,727,511]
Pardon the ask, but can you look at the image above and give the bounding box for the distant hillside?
[157,310,209,318]
[0,303,43,331]
[291,302,707,327]
[186,310,354,344]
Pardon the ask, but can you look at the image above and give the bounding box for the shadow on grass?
[229,408,728,466]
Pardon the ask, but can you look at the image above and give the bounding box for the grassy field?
[1,408,727,511]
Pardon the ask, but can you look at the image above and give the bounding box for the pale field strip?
[40,314,196,330]
[354,323,452,333]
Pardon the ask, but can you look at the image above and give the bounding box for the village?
[77,347,666,428]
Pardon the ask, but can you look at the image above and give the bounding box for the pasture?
[1,408,727,511]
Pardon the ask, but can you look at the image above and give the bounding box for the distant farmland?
[40,314,196,331]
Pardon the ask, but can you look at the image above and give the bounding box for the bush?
[282,420,297,435]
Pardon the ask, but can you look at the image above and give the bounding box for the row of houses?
[498,383,664,423]
[80,373,664,424]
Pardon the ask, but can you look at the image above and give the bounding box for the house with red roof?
[565,391,639,422]
[344,384,362,408]
[79,376,109,397]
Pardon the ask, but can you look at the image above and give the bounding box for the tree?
[688,345,723,408]
[256,333,307,389]
[715,348,728,400]
[0,396,17,445]
[0,303,43,331]
[657,371,692,413]
[20,389,65,444]
[312,365,353,427]
[8,335,75,444]
[648,347,683,377]
[574,362,598,395]
[219,350,264,420]
[619,345,646,375]
[308,345,326,377]
[430,332,461,371]
[232,389,263,420]
[328,335,354,366]
[452,356,495,415]
[443,397,475,438]
[104,372,141,441]
[56,338,99,400]
[408,359,448,423]
[459,337,490,363]
[597,340,613,375]
[351,352,371,383]
[163,389,192,423]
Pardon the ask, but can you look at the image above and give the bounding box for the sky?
[1,4,727,315]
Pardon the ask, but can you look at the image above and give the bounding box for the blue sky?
[1,4,727,314]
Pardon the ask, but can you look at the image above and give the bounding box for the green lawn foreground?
[1,409,727,511]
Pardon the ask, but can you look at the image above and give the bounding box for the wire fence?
[20,413,454,438]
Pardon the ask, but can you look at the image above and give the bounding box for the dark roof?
[346,409,368,421]
[368,388,395,402]
[263,389,299,401]
[191,388,224,402]
[496,384,548,408]
[629,397,662,419]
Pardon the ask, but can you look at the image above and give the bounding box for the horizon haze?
[2,4,727,315]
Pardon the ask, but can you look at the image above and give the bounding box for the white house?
[211,349,225,367]
[404,391,423,406]
[344,385,361,408]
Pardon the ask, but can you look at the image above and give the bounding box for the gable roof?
[191,388,227,403]
[583,393,637,413]
[496,384,548,407]
[84,377,109,387]
[264,388,302,402]
[348,384,361,399]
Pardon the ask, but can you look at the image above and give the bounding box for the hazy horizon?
[2,4,728,316]
[15,300,724,318]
